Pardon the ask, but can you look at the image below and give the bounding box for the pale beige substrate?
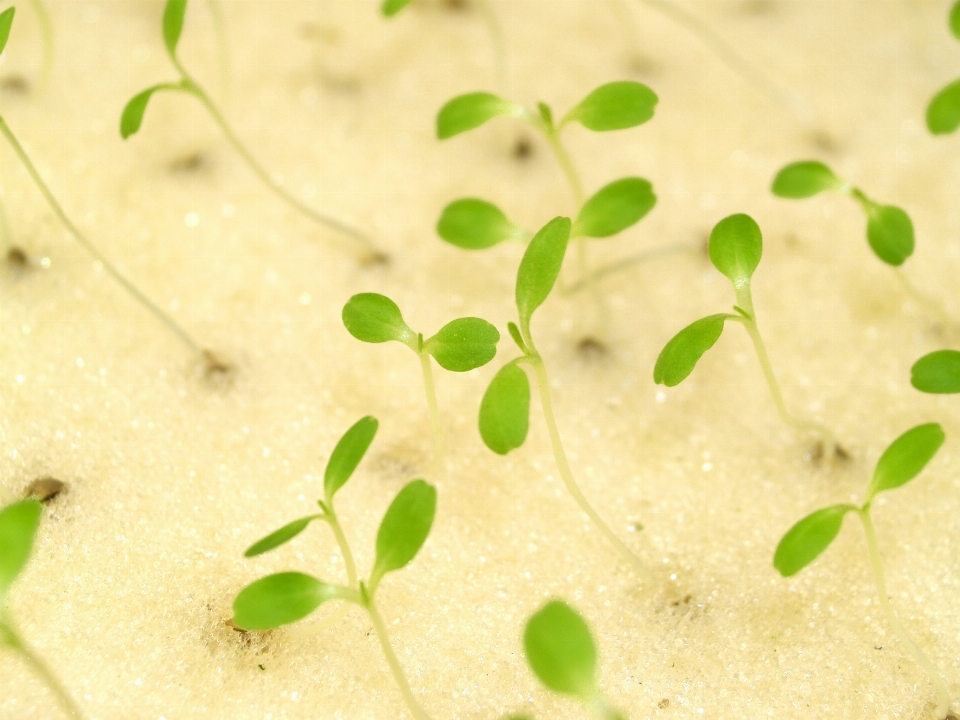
[1,1,959,718]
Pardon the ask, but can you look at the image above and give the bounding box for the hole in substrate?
[739,0,776,16]
[7,246,29,267]
[805,440,850,465]
[442,0,470,11]
[24,476,67,503]
[360,250,391,268]
[513,135,534,161]
[201,349,236,388]
[169,151,208,174]
[577,336,608,359]
[807,128,840,154]
[0,74,30,95]
[658,698,671,709]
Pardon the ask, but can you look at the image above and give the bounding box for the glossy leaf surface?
[437,199,521,249]
[515,217,571,332]
[437,92,521,139]
[653,314,727,387]
[524,601,598,701]
[867,423,944,500]
[911,350,960,394]
[774,504,854,577]
[564,81,658,131]
[162,0,188,59]
[325,416,379,501]
[233,572,341,630]
[709,214,762,287]
[927,79,960,135]
[373,480,437,580]
[573,178,656,238]
[342,293,416,346]
[244,516,316,558]
[0,500,42,597]
[479,363,530,454]
[424,318,500,372]
[771,161,843,198]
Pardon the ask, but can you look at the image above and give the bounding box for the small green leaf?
[507,322,528,354]
[479,363,530,454]
[911,350,960,394]
[774,504,855,577]
[771,161,844,198]
[437,199,521,250]
[424,318,500,372]
[0,7,15,56]
[653,314,727,387]
[342,293,416,347]
[437,92,522,140]
[232,572,342,630]
[373,480,437,581]
[162,0,188,59]
[865,204,914,266]
[515,217,571,332]
[709,214,763,288]
[120,86,167,140]
[572,177,656,238]
[0,500,42,597]
[563,81,658,131]
[950,0,960,39]
[325,416,379,501]
[867,423,945,500]
[244,516,317,558]
[524,600,598,702]
[926,79,960,135]
[381,0,415,16]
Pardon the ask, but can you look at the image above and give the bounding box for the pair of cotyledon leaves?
[0,499,43,603]
[232,416,437,630]
[927,0,960,135]
[772,161,915,267]
[774,422,944,578]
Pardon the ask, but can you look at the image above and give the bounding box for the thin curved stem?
[365,596,433,720]
[475,0,506,91]
[205,0,231,102]
[562,242,699,295]
[418,351,445,476]
[527,356,652,580]
[858,509,952,719]
[27,0,54,93]
[0,116,202,354]
[325,510,358,587]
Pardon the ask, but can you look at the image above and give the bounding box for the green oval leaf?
[867,423,945,500]
[479,363,530,455]
[244,516,316,558]
[865,204,914,266]
[911,350,960,394]
[0,499,42,597]
[926,79,960,135]
[373,480,437,580]
[381,0,415,16]
[573,177,656,238]
[325,416,379,501]
[437,199,521,250]
[709,214,763,287]
[524,600,598,702]
[232,572,341,630]
[653,314,727,387]
[0,7,15,56]
[771,161,844,199]
[162,0,188,59]
[774,504,854,577]
[563,81,658,131]
[342,293,416,346]
[950,0,960,39]
[516,217,571,332]
[120,86,167,140]
[424,318,500,372]
[437,92,522,140]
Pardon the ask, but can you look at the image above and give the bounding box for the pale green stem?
[417,351,445,476]
[562,242,698,295]
[526,355,652,580]
[364,595,434,720]
[475,0,506,91]
[1,615,85,719]
[858,509,952,719]
[206,0,231,102]
[27,0,54,94]
[325,509,358,587]
[892,267,953,333]
[0,116,202,354]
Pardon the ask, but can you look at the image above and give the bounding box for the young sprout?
[342,292,500,472]
[0,8,213,367]
[233,417,438,720]
[655,214,837,456]
[926,0,960,135]
[774,423,953,719]
[0,500,86,719]
[911,349,960,394]
[121,0,382,261]
[478,217,650,578]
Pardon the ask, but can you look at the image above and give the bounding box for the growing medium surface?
[1,1,959,718]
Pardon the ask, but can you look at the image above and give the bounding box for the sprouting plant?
[477,216,650,578]
[342,292,500,471]
[0,499,86,719]
[771,160,950,327]
[0,7,216,369]
[774,423,954,719]
[911,349,960,394]
[233,416,438,720]
[654,213,838,456]
[926,0,960,135]
[505,600,625,720]
[120,0,382,262]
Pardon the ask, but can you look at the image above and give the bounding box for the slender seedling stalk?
[205,0,230,101]
[26,0,53,93]
[562,241,698,295]
[475,0,506,90]
[417,347,446,476]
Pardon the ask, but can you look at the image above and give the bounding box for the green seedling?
[342,292,500,470]
[478,217,650,578]
[926,0,960,135]
[233,417,438,720]
[0,7,213,367]
[774,423,953,719]
[911,349,960,393]
[121,0,381,261]
[0,499,86,719]
[654,213,837,456]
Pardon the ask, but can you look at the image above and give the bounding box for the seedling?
[477,216,650,578]
[121,0,382,261]
[233,417,438,720]
[911,349,960,393]
[342,292,500,471]
[774,423,954,719]
[654,213,838,456]
[0,499,86,719]
[0,8,213,367]
[926,0,960,135]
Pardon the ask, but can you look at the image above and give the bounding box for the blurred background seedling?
[654,213,839,458]
[774,423,953,719]
[233,416,438,720]
[24,0,51,92]
[926,0,960,135]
